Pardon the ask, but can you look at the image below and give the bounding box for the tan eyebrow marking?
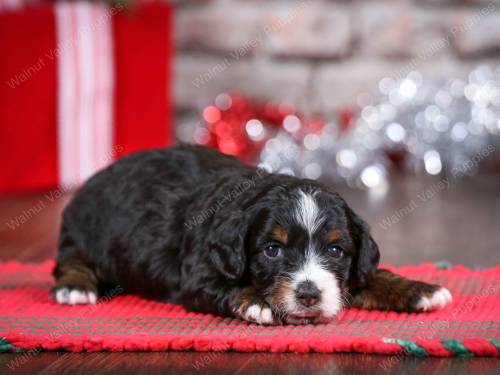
[272,226,288,245]
[326,229,342,243]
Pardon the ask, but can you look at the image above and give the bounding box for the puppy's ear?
[348,209,380,289]
[208,210,250,281]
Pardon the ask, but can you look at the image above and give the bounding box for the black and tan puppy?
[53,145,452,324]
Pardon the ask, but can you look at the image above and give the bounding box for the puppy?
[53,145,452,324]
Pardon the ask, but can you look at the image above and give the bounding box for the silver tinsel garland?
[258,66,499,189]
[184,66,499,190]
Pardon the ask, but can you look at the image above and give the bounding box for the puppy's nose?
[295,281,320,307]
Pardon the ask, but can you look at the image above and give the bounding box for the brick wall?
[174,0,500,128]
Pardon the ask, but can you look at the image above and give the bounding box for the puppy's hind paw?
[52,286,97,305]
[415,287,452,312]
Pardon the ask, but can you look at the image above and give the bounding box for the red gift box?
[0,1,173,195]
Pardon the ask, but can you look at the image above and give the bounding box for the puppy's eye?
[327,245,344,258]
[264,244,282,258]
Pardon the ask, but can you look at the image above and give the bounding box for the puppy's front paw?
[415,287,452,312]
[351,270,453,313]
[232,287,277,325]
[240,303,274,324]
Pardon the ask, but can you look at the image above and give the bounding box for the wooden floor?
[1,173,499,374]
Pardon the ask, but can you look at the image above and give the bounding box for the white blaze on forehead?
[295,190,324,235]
[288,252,343,318]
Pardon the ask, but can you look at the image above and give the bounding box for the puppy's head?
[208,183,379,324]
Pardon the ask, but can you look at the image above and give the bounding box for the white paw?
[55,288,97,305]
[416,287,452,311]
[244,304,274,324]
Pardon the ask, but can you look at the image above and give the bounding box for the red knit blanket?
[0,261,498,356]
